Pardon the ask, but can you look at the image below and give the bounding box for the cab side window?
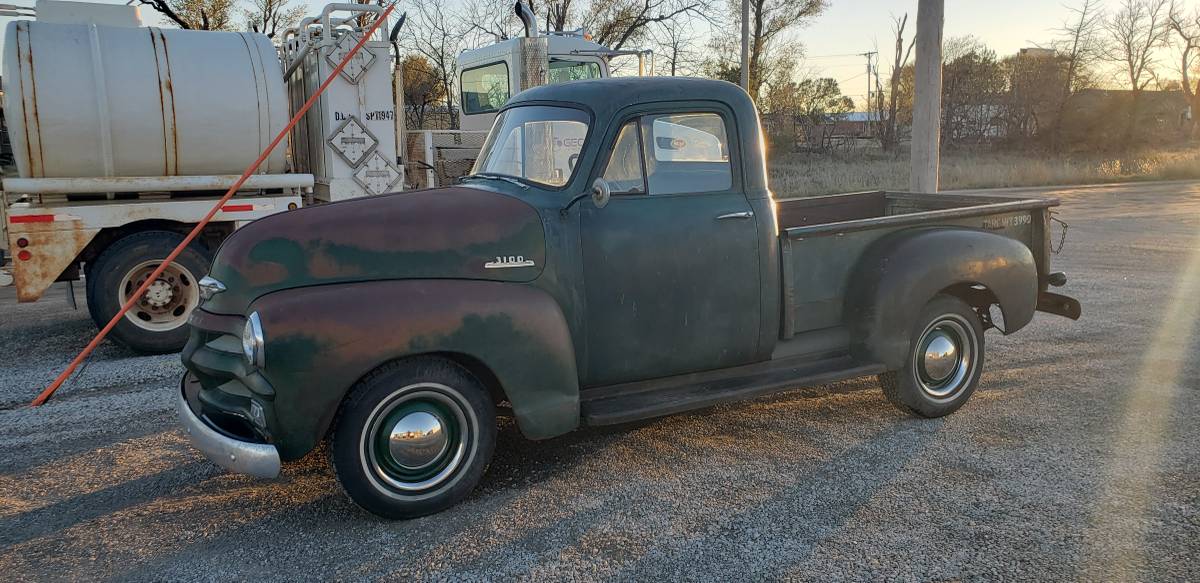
[640,112,732,195]
[600,120,646,194]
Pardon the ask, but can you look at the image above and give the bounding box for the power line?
[803,52,872,59]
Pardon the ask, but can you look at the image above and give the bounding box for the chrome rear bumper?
[176,378,281,478]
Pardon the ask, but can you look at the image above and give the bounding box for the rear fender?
[252,279,580,460]
[844,228,1038,369]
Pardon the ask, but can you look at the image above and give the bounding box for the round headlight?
[242,311,265,368]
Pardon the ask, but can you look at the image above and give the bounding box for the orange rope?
[32,2,398,406]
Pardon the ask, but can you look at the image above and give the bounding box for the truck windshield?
[470,106,590,187]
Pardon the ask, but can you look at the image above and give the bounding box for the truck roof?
[509,77,757,125]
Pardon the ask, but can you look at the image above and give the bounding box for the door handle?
[716,211,754,220]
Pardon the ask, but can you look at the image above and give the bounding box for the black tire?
[878,294,985,418]
[85,230,211,354]
[331,357,497,519]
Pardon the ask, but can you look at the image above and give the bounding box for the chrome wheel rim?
[117,260,200,332]
[361,383,475,494]
[913,315,975,400]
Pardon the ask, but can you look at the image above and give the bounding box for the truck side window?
[640,113,732,195]
[601,121,647,194]
[461,62,511,114]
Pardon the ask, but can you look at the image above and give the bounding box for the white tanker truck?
[0,0,645,353]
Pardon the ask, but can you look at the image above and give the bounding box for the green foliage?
[171,0,236,30]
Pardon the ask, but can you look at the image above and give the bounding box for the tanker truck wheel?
[86,231,212,354]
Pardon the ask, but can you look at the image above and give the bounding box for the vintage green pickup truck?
[178,77,1081,519]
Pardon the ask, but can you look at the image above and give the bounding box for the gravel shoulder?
[1,181,1198,582]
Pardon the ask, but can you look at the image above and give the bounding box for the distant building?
[1018,47,1057,59]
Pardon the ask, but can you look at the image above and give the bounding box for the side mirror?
[591,178,611,209]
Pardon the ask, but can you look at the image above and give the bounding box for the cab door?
[580,109,761,386]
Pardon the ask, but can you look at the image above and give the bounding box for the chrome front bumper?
[176,380,281,479]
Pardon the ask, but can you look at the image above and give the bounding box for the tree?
[940,37,1007,144]
[585,0,713,51]
[138,0,236,30]
[403,0,465,128]
[1004,50,1071,145]
[1104,0,1171,146]
[878,13,915,151]
[739,0,826,98]
[762,63,852,150]
[1046,0,1104,150]
[243,0,304,38]
[462,0,520,47]
[400,55,447,130]
[769,77,853,122]
[1168,0,1200,138]
[651,18,702,76]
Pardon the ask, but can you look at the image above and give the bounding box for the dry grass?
[768,146,1200,197]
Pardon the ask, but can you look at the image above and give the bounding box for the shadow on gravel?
[100,420,623,576]
[0,463,207,548]
[618,418,940,579]
[0,410,176,475]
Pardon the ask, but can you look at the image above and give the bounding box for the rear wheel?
[86,230,211,354]
[331,357,497,519]
[879,294,985,418]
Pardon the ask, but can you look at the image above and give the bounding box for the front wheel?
[878,294,985,418]
[331,357,497,519]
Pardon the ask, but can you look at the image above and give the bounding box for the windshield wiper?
[461,173,529,189]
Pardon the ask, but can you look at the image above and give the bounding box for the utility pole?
[862,51,876,137]
[910,0,943,193]
[740,0,750,93]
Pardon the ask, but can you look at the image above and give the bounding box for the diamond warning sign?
[328,116,378,167]
[326,33,376,83]
[353,151,402,195]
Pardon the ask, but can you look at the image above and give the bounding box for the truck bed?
[775,190,1059,340]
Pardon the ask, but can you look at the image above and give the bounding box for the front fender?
[253,279,580,458]
[844,228,1038,369]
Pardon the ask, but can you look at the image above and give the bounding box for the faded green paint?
[202,187,547,315]
[180,77,1077,464]
[247,279,577,459]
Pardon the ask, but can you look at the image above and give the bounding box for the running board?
[581,355,886,426]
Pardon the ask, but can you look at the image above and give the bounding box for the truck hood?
[201,186,547,314]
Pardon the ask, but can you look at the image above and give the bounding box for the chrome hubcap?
[117,260,199,332]
[386,411,449,470]
[921,332,958,382]
[914,316,974,400]
[362,383,475,494]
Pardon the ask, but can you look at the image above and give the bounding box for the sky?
[1,0,1198,111]
[802,0,1099,108]
[750,0,1198,109]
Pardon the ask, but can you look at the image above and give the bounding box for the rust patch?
[159,30,180,176]
[11,225,98,302]
[149,30,170,176]
[23,24,44,178]
[15,23,38,178]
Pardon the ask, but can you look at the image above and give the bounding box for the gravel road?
[1,181,1197,582]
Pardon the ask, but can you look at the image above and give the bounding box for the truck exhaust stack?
[515,1,539,37]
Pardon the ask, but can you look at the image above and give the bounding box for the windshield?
[548,59,602,83]
[470,106,590,187]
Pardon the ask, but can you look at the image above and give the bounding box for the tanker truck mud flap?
[5,212,97,302]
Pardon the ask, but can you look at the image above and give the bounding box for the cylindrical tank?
[2,20,289,178]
